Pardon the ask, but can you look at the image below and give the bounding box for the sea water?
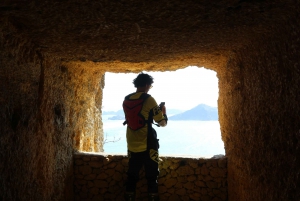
[102,115,225,158]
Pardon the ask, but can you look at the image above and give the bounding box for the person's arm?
[157,105,167,127]
[146,97,168,127]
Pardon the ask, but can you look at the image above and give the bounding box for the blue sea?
[102,115,225,158]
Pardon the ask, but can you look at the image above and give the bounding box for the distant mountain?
[102,111,117,115]
[108,115,125,120]
[103,105,217,121]
[168,104,218,121]
[102,109,124,115]
[103,109,183,117]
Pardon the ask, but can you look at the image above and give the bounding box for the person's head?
[133,73,154,92]
[133,73,154,87]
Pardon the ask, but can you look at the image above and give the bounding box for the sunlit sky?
[102,66,219,111]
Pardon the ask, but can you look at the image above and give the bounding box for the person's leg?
[145,148,160,201]
[125,150,145,198]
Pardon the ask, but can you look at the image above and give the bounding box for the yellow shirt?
[125,92,166,152]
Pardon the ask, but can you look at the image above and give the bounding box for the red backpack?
[123,93,151,131]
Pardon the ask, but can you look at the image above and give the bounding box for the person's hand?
[161,105,166,114]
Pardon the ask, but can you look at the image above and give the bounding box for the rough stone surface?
[1,0,300,201]
[73,152,227,201]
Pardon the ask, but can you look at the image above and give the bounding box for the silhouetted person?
[123,73,168,201]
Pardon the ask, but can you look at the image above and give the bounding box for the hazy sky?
[102,66,219,111]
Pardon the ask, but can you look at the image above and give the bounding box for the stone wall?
[74,152,227,201]
[218,12,300,201]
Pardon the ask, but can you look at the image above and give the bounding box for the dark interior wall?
[219,16,300,201]
[0,40,44,200]
[0,38,104,200]
[0,50,73,200]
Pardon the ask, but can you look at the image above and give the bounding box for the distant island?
[107,115,124,120]
[102,104,218,121]
[168,104,218,121]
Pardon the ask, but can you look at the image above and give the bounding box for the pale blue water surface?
[102,115,225,158]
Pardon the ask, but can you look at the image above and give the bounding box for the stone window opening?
[101,66,225,158]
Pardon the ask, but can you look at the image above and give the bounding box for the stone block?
[183,182,194,190]
[169,161,180,170]
[104,193,115,200]
[114,163,124,172]
[201,188,208,195]
[89,161,102,168]
[87,181,94,188]
[197,174,204,180]
[106,169,115,177]
[170,170,178,177]
[91,156,101,161]
[198,159,206,165]
[96,172,108,179]
[177,166,194,176]
[158,185,167,193]
[107,161,117,169]
[109,179,116,187]
[206,181,220,189]
[84,174,97,180]
[180,195,190,201]
[218,158,227,168]
[81,185,88,193]
[92,195,104,201]
[113,171,123,181]
[79,166,92,175]
[210,168,226,178]
[74,154,82,159]
[168,188,175,194]
[92,168,102,174]
[83,157,91,161]
[160,160,171,170]
[75,159,84,165]
[210,160,218,168]
[190,192,201,200]
[212,197,222,201]
[206,161,212,168]
[195,167,201,174]
[168,194,180,201]
[159,176,166,184]
[160,193,170,201]
[176,188,186,196]
[201,165,209,175]
[121,158,128,166]
[79,192,88,199]
[193,186,202,193]
[188,160,198,169]
[195,180,206,187]
[203,175,213,182]
[94,180,108,188]
[89,187,99,195]
[159,169,167,177]
[200,195,212,201]
[164,178,177,188]
[177,176,187,183]
[174,182,183,189]
[187,175,197,182]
